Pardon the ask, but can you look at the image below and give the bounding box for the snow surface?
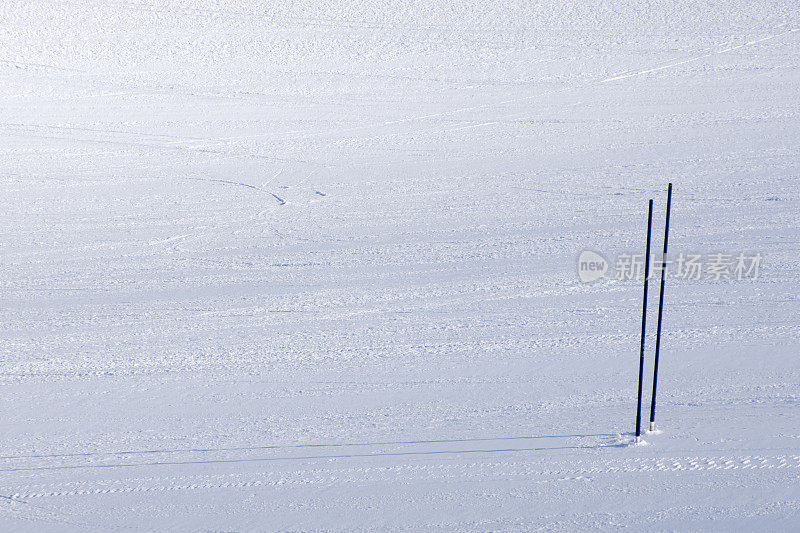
[1,1,799,531]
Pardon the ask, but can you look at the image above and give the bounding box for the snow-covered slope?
[1,1,799,530]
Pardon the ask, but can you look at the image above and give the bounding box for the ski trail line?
[183,177,286,205]
[5,455,798,499]
[601,28,796,83]
[174,22,799,150]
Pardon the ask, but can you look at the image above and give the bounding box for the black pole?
[649,183,672,431]
[635,199,653,443]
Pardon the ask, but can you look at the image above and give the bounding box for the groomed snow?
[1,1,799,530]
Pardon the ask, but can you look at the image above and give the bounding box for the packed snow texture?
[1,1,799,531]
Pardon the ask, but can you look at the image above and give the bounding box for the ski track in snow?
[152,23,800,151]
[5,455,799,500]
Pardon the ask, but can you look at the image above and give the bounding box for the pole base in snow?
[649,422,655,432]
[634,435,642,444]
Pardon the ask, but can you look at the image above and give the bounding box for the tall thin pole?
[635,199,653,443]
[649,183,672,431]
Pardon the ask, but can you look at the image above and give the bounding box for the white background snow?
[1,1,799,530]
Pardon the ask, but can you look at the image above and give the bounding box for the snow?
[1,1,799,530]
